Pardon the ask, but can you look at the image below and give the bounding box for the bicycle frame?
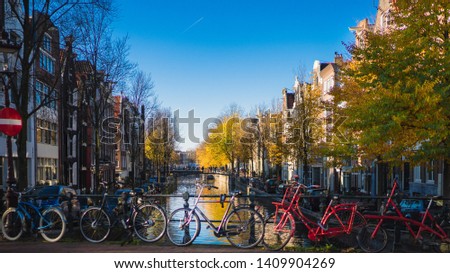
[273,184,361,241]
[17,201,63,231]
[116,193,147,228]
[95,187,139,228]
[365,180,449,242]
[183,184,238,235]
[312,199,360,239]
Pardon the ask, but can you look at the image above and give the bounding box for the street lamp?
[0,29,21,208]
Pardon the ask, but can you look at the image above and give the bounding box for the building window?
[323,77,334,94]
[68,112,74,130]
[121,152,127,169]
[414,166,421,183]
[37,118,57,145]
[39,50,55,74]
[427,161,434,182]
[68,135,74,158]
[42,34,52,53]
[37,157,58,184]
[68,92,74,106]
[36,80,56,109]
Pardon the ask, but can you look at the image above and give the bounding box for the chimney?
[282,88,288,109]
[334,52,344,66]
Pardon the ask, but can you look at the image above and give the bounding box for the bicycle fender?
[4,207,26,231]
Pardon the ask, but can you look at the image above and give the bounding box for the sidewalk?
[1,234,429,253]
[0,237,266,253]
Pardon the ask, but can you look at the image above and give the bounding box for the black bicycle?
[79,182,167,243]
[166,183,265,248]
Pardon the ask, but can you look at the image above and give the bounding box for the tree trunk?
[16,64,32,191]
[16,127,28,191]
[94,126,100,193]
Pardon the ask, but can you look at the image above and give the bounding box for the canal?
[164,174,273,246]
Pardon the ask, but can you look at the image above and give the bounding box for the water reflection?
[166,175,230,245]
[165,174,281,246]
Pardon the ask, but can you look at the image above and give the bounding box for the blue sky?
[113,0,378,151]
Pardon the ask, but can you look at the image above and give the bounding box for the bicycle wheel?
[357,223,388,252]
[133,204,167,243]
[1,208,24,241]
[263,211,295,251]
[40,208,67,242]
[431,226,450,253]
[79,207,111,243]
[324,209,366,248]
[225,207,265,249]
[166,208,200,246]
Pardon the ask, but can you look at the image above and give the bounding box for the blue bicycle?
[1,193,67,242]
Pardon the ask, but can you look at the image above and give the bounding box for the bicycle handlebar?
[196,183,218,190]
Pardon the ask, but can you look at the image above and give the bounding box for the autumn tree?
[263,100,288,180]
[286,83,324,184]
[210,114,241,173]
[195,104,260,174]
[253,105,272,178]
[196,142,227,169]
[338,1,450,194]
[145,108,177,183]
[239,116,259,176]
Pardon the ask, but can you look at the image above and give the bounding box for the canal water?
[162,174,302,248]
[165,174,233,245]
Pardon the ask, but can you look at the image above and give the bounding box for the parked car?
[264,179,278,194]
[23,185,82,222]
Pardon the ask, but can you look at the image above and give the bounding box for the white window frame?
[42,33,52,53]
[413,166,421,183]
[39,50,55,74]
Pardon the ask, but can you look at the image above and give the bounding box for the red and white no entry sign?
[0,107,23,136]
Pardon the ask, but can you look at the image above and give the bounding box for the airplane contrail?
[183,17,204,33]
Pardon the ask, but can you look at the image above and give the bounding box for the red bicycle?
[263,183,366,250]
[357,178,450,252]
